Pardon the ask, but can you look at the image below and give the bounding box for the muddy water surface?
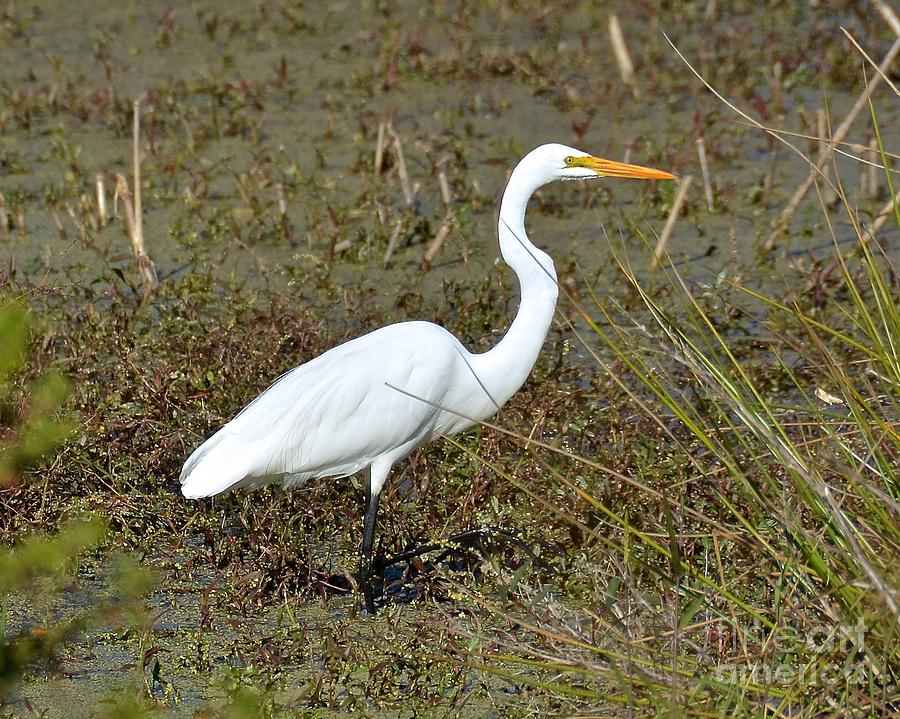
[1,1,897,716]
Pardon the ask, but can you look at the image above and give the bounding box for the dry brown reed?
[766,37,900,248]
[421,215,454,271]
[651,175,691,271]
[95,173,107,227]
[608,14,639,98]
[383,218,403,267]
[695,137,713,211]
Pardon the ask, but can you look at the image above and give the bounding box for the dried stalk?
[80,194,97,231]
[275,182,294,243]
[132,102,144,255]
[374,121,387,174]
[865,187,900,241]
[695,137,713,211]
[383,219,403,267]
[421,214,454,270]
[95,173,107,227]
[387,122,414,206]
[116,172,158,292]
[664,33,899,251]
[65,203,87,245]
[816,108,837,206]
[865,136,880,200]
[765,37,900,249]
[841,29,900,97]
[275,183,287,216]
[332,239,352,255]
[872,0,900,39]
[651,176,692,271]
[49,207,67,241]
[115,175,138,248]
[125,101,158,292]
[608,14,639,98]
[438,170,452,208]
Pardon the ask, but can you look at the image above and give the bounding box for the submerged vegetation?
[1,1,898,716]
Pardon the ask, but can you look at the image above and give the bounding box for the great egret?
[180,143,675,613]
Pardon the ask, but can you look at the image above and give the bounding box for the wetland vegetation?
[1,1,898,716]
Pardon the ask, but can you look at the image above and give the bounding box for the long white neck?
[471,164,559,409]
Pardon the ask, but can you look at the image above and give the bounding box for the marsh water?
[5,2,893,290]
[1,1,897,716]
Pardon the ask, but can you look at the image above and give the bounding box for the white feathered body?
[178,143,666,503]
[180,321,503,498]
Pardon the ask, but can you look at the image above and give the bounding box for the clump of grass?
[0,302,157,702]
[0,519,107,694]
[0,302,72,487]
[453,67,898,719]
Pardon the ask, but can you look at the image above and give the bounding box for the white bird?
[180,143,675,613]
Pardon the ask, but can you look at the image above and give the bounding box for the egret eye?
[564,156,575,166]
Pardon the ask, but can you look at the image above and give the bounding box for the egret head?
[521,143,676,186]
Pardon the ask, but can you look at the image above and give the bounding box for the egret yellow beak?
[575,156,676,181]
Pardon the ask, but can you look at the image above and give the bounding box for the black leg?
[360,468,381,614]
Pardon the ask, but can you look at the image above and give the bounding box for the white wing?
[180,321,493,498]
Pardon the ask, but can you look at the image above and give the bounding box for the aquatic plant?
[456,48,899,719]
